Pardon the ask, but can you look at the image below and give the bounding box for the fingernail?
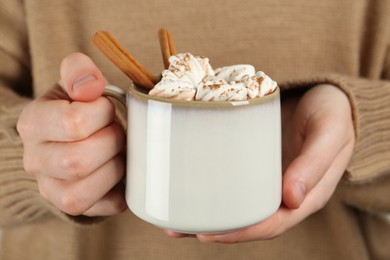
[73,74,97,90]
[295,181,306,205]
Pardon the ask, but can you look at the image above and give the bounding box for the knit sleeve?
[281,73,390,184]
[0,85,46,225]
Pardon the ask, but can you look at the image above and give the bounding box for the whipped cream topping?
[149,53,277,101]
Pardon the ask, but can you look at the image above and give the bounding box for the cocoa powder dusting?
[257,77,264,85]
[208,84,222,90]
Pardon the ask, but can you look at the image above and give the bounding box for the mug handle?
[103,85,127,107]
[103,85,128,129]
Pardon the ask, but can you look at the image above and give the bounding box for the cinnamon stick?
[158,28,177,69]
[92,31,157,89]
[167,30,177,56]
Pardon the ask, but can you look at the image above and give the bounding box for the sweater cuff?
[280,74,390,183]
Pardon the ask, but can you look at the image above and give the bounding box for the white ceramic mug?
[104,84,282,234]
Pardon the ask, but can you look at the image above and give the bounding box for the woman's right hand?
[17,53,127,216]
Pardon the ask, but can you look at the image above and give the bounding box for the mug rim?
[129,84,280,108]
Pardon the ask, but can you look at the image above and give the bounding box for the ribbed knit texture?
[282,74,390,182]
[0,0,390,259]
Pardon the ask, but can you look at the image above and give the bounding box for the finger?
[18,95,116,142]
[164,230,196,238]
[59,52,106,102]
[282,121,346,209]
[83,182,127,216]
[300,136,354,210]
[197,206,290,243]
[38,154,125,216]
[24,122,125,179]
[197,170,326,243]
[198,197,317,244]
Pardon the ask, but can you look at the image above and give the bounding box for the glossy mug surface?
[105,84,282,234]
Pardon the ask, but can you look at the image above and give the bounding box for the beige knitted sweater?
[1,0,390,259]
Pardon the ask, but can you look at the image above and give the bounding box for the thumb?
[282,121,344,209]
[60,52,106,102]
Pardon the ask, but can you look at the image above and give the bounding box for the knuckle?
[60,107,88,140]
[23,151,39,176]
[16,119,27,138]
[16,109,33,140]
[58,189,87,216]
[57,151,87,179]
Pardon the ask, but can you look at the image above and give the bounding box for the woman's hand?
[167,84,355,243]
[17,53,127,217]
